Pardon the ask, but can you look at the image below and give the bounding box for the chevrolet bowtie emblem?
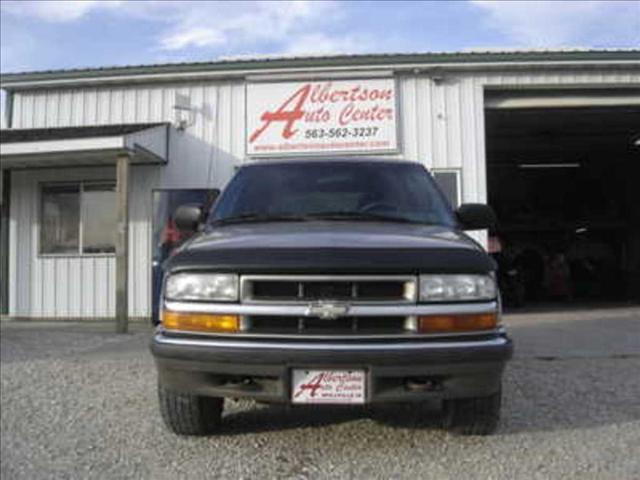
[305,302,350,320]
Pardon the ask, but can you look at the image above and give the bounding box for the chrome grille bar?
[240,275,418,305]
[165,301,498,317]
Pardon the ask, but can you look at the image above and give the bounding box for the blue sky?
[1,0,638,74]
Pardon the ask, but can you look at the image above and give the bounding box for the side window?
[431,169,461,208]
[41,185,81,254]
[82,183,116,254]
[40,182,116,255]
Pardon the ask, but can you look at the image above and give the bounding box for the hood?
[166,221,495,274]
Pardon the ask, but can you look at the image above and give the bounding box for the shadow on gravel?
[219,402,443,436]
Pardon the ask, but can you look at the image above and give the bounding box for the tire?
[158,383,223,436]
[443,389,502,436]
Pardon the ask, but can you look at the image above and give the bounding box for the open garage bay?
[485,103,640,309]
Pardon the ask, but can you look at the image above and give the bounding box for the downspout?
[0,89,13,314]
[4,90,13,128]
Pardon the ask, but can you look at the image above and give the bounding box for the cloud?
[1,0,373,69]
[118,1,375,55]
[471,1,640,46]
[153,1,342,52]
[0,0,122,23]
[160,27,226,51]
[2,1,362,54]
[5,0,634,78]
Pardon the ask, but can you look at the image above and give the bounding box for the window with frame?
[40,182,117,255]
[431,169,461,208]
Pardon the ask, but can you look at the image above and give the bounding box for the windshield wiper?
[303,211,422,224]
[210,213,309,225]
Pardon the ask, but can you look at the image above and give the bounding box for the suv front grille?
[242,275,417,304]
[247,316,408,335]
[239,275,417,337]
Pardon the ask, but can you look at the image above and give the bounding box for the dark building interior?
[485,104,640,307]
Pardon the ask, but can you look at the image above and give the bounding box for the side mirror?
[174,204,203,233]
[456,203,497,230]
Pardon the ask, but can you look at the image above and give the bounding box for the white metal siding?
[8,81,246,317]
[396,75,488,203]
[7,67,640,318]
[10,167,117,317]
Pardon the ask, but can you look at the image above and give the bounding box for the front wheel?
[158,383,223,435]
[443,389,502,435]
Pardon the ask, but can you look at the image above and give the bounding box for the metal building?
[1,50,639,322]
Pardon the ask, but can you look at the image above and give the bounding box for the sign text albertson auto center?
[247,79,398,156]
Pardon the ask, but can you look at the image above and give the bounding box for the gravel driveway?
[2,306,639,479]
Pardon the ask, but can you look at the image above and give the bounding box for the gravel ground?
[1,306,639,479]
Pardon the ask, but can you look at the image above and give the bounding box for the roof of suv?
[242,157,421,167]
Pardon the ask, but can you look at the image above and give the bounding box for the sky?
[1,0,639,75]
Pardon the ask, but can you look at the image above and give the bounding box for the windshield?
[208,161,456,227]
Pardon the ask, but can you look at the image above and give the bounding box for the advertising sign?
[247,78,398,156]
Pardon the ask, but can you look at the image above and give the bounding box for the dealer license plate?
[291,369,366,404]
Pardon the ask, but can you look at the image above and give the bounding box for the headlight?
[165,273,239,302]
[419,274,496,302]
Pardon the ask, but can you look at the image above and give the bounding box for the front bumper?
[151,331,513,403]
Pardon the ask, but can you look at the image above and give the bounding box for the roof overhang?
[1,50,639,90]
[0,123,170,169]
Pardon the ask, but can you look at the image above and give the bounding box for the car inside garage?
[485,90,640,308]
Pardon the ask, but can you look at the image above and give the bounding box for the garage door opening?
[485,102,640,309]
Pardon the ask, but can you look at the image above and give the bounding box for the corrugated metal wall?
[8,68,640,318]
[10,167,117,317]
[397,74,487,204]
[8,81,246,318]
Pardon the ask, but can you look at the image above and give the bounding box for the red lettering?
[330,90,347,103]
[304,107,330,123]
[339,103,355,126]
[294,373,325,398]
[251,82,395,142]
[339,103,393,125]
[249,84,310,143]
[310,82,331,103]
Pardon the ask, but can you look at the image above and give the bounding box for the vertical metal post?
[0,169,10,315]
[115,153,130,333]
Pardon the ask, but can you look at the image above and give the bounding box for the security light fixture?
[173,92,196,131]
[518,163,581,169]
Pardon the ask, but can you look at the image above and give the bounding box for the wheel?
[158,383,223,435]
[443,389,502,436]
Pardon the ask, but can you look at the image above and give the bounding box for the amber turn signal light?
[162,311,240,333]
[417,313,497,333]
